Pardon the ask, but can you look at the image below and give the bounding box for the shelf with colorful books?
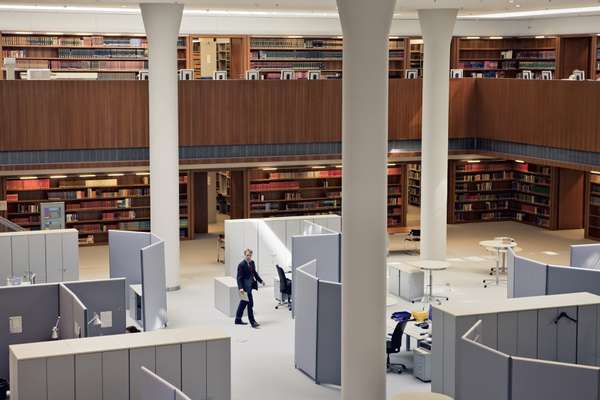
[248,165,407,231]
[586,172,600,240]
[407,163,421,206]
[452,36,558,79]
[1,32,188,79]
[248,36,407,79]
[4,171,192,244]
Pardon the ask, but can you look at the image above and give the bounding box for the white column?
[337,1,395,399]
[141,3,183,290]
[418,9,457,261]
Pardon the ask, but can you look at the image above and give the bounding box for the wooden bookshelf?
[595,36,600,80]
[216,171,231,214]
[451,37,558,79]
[0,33,188,80]
[247,165,407,231]
[248,36,407,79]
[450,159,560,229]
[408,39,424,77]
[407,163,421,206]
[3,172,193,245]
[190,36,232,79]
[586,173,600,240]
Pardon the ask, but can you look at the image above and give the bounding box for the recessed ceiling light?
[466,160,481,164]
[387,163,397,167]
[389,36,400,40]
[535,35,545,39]
[490,36,503,40]
[19,176,38,180]
[591,171,600,175]
[335,165,342,168]
[389,149,403,154]
[261,167,277,171]
[107,173,124,177]
[514,160,525,163]
[515,4,521,8]
[79,174,96,178]
[135,172,150,176]
[466,36,481,40]
[311,166,326,169]
[50,175,67,179]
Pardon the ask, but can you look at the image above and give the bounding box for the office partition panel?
[459,337,510,400]
[65,279,126,336]
[512,255,548,298]
[547,265,600,296]
[294,261,319,379]
[141,242,168,331]
[316,280,341,385]
[108,230,150,285]
[59,284,76,339]
[570,244,600,269]
[72,290,88,339]
[140,367,176,400]
[61,230,79,281]
[0,284,59,380]
[0,236,11,285]
[511,357,600,400]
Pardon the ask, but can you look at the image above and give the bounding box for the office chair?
[404,229,421,251]
[386,319,408,373]
[275,265,292,311]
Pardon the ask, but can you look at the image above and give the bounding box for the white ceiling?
[1,0,600,17]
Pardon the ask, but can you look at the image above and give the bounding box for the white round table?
[408,260,450,304]
[479,239,518,287]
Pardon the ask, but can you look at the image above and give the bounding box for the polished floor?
[78,210,593,400]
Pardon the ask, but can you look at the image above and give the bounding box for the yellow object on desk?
[412,310,428,322]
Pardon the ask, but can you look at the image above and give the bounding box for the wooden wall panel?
[476,79,600,153]
[0,81,148,151]
[179,80,342,146]
[389,79,421,139]
[559,37,592,79]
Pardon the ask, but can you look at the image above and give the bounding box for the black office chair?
[386,320,408,373]
[275,265,292,311]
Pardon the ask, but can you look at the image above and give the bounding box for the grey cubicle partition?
[109,230,150,285]
[294,260,341,386]
[58,283,88,339]
[0,229,78,285]
[64,278,126,336]
[507,249,548,298]
[141,241,168,331]
[140,367,193,400]
[433,293,600,398]
[0,284,59,381]
[459,321,510,400]
[460,319,600,400]
[570,243,600,269]
[547,264,600,296]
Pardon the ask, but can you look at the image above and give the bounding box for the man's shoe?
[235,320,248,325]
[251,322,260,328]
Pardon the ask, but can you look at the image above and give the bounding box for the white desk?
[408,260,450,304]
[480,239,517,287]
[404,320,431,351]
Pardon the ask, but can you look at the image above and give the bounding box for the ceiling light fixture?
[535,35,545,39]
[261,167,277,171]
[591,171,600,175]
[135,172,150,176]
[387,163,396,167]
[107,173,124,177]
[466,160,481,164]
[50,175,67,179]
[311,166,326,169]
[514,160,525,163]
[489,36,503,40]
[79,174,96,178]
[466,36,481,40]
[335,165,342,168]
[19,176,38,180]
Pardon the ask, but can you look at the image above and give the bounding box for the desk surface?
[404,321,431,341]
[10,326,229,360]
[409,260,450,271]
[434,292,600,316]
[479,239,518,249]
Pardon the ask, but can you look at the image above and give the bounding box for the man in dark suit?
[235,248,265,328]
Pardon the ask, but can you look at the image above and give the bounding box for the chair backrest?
[390,320,408,352]
[276,265,287,292]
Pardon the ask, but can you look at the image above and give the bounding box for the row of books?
[456,171,513,182]
[513,183,550,196]
[251,200,339,212]
[456,163,513,172]
[456,201,510,212]
[263,170,343,180]
[12,217,40,225]
[514,204,550,216]
[456,182,499,192]
[514,163,551,175]
[252,50,343,60]
[48,187,150,200]
[66,199,139,210]
[97,72,138,80]
[458,60,555,70]
[455,210,513,222]
[251,61,326,70]
[519,61,555,69]
[57,48,147,59]
[10,204,40,213]
[514,173,550,185]
[49,60,147,70]
[250,182,300,191]
[6,179,51,191]
[388,197,402,206]
[250,38,342,49]
[388,217,402,226]
[455,193,512,202]
[515,212,550,227]
[515,50,555,59]
[65,210,138,223]
[1,35,148,47]
[408,171,421,180]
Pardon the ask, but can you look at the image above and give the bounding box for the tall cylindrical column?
[337,1,395,399]
[141,3,183,290]
[418,9,457,261]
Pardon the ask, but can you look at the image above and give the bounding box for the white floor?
[78,212,594,400]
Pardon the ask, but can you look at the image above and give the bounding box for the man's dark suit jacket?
[237,259,264,292]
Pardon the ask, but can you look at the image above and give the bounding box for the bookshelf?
[248,36,407,79]
[0,33,188,80]
[407,163,421,206]
[190,36,232,79]
[408,39,424,77]
[596,37,600,80]
[247,165,407,231]
[216,171,231,214]
[449,160,558,229]
[452,37,558,79]
[586,173,600,240]
[4,172,192,245]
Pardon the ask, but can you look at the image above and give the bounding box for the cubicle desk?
[431,292,600,399]
[9,327,231,400]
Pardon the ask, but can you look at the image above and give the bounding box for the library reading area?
[3,1,600,400]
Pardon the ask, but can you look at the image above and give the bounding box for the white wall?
[1,10,600,36]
